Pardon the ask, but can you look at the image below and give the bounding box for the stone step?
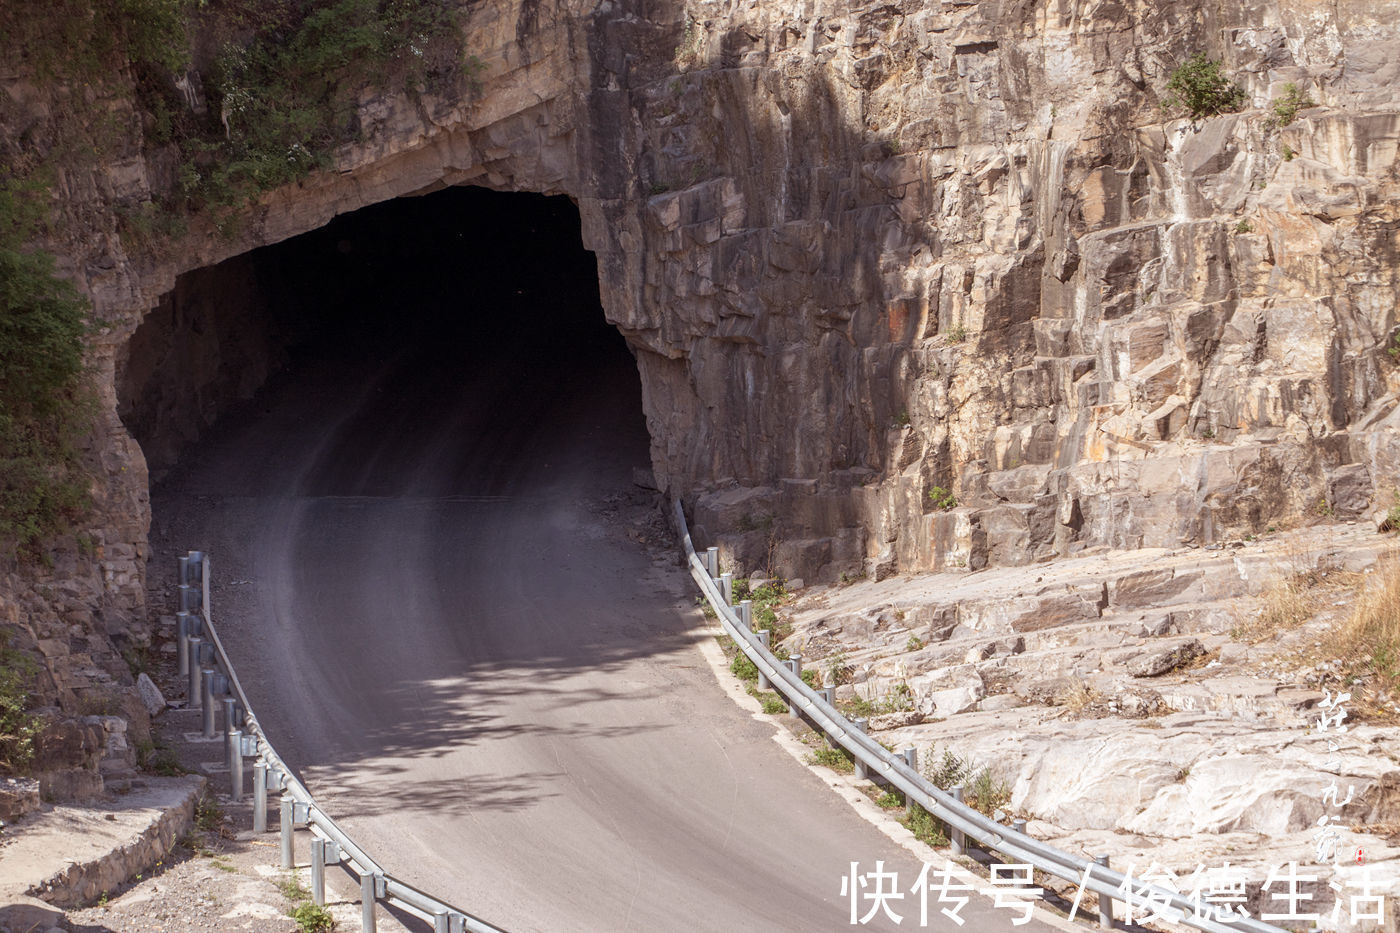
[0,775,205,910]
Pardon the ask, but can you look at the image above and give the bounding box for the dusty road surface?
[146,193,1059,933]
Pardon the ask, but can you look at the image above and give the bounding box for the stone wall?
[117,253,286,480]
[2,0,1400,789]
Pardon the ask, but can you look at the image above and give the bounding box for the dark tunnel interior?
[118,186,647,487]
[263,186,620,353]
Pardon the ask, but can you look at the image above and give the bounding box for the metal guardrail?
[173,550,507,933]
[671,500,1286,933]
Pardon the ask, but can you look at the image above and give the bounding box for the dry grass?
[1230,558,1362,645]
[1324,557,1400,720]
[1054,679,1103,715]
[1231,575,1324,643]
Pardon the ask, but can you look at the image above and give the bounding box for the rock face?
[3,0,1400,792]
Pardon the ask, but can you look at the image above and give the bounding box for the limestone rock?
[869,709,925,730]
[1124,638,1207,677]
[0,777,40,823]
[135,673,166,716]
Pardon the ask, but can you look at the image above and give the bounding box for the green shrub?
[4,0,468,228]
[968,766,1012,814]
[836,680,916,719]
[195,793,224,833]
[278,875,312,903]
[1269,82,1315,127]
[923,746,1011,816]
[927,486,957,511]
[190,0,466,215]
[838,694,877,719]
[758,693,786,715]
[290,903,336,933]
[1163,53,1247,121]
[137,738,187,776]
[807,746,855,773]
[0,173,92,557]
[875,790,903,809]
[0,634,41,774]
[731,577,792,640]
[729,652,758,682]
[902,803,949,847]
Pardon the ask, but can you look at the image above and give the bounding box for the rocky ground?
[770,519,1400,930]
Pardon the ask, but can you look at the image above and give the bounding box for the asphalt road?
[150,318,1058,933]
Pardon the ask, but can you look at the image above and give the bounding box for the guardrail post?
[228,729,244,802]
[901,747,917,805]
[186,551,206,612]
[311,837,326,906]
[853,718,869,780]
[739,599,752,631]
[1096,855,1114,929]
[950,786,966,855]
[178,583,198,614]
[280,797,294,869]
[756,631,771,689]
[361,873,378,932]
[1012,818,1027,834]
[820,687,839,747]
[176,611,192,678]
[179,554,190,586]
[254,762,268,833]
[720,572,733,605]
[784,659,799,713]
[705,547,719,579]
[187,637,203,704]
[433,912,450,933]
[201,668,217,738]
[788,653,804,716]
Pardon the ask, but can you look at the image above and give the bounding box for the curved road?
[151,319,1053,932]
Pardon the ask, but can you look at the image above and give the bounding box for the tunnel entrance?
[118,186,648,493]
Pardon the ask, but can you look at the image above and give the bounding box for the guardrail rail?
[670,499,1286,933]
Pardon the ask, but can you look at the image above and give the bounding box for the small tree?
[1269,82,1315,128]
[1163,53,1247,121]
